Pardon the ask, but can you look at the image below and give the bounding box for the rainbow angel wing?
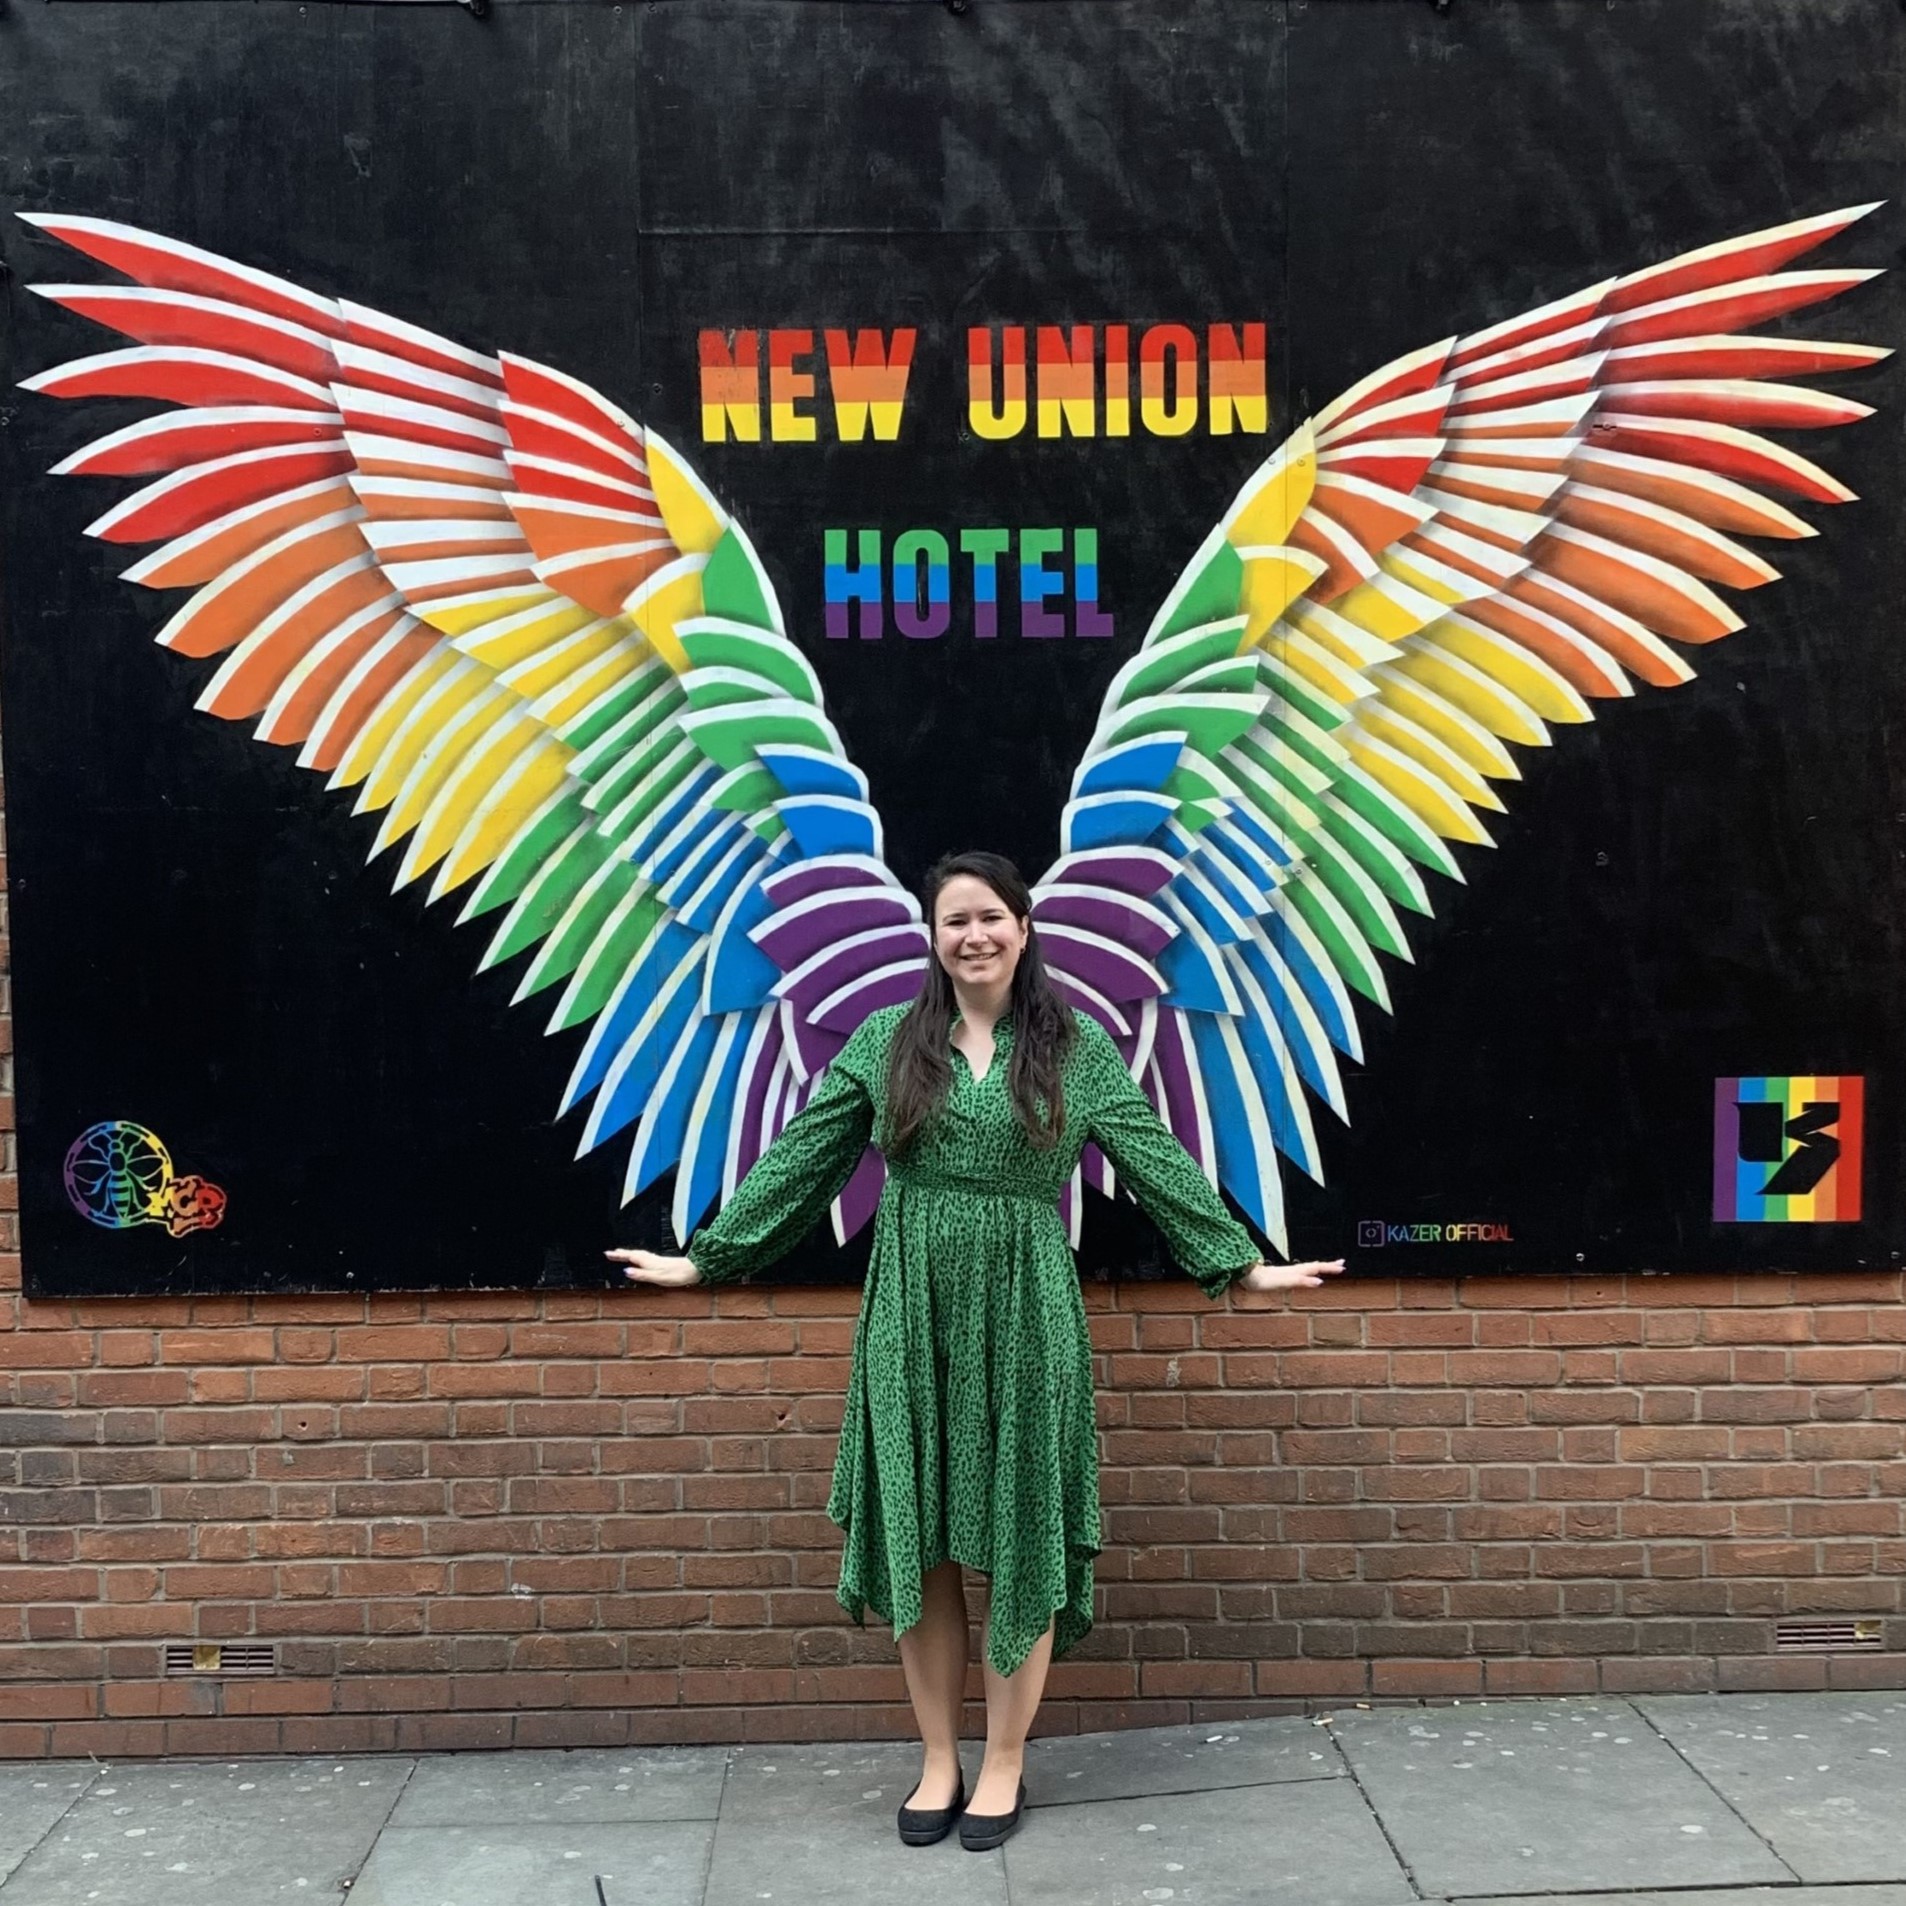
[1034,204,1888,1256]
[20,212,926,1246]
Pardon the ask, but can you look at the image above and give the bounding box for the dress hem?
[831,1521,1101,1678]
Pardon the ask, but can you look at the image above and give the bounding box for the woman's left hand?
[1237,1258,1346,1292]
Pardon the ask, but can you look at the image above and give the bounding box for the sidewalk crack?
[1332,1730,1427,1900]
[689,1747,734,1906]
[336,1753,419,1897]
[0,1756,105,1896]
[1629,1699,1803,1887]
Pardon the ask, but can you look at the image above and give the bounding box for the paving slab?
[1460,1890,1906,1906]
[0,1756,411,1906]
[348,1821,712,1906]
[1639,1692,1906,1883]
[0,1765,95,1886]
[1024,1716,1346,1806]
[1002,1774,1415,1906]
[1328,1698,1793,1897]
[390,1746,728,1826]
[703,1741,1006,1906]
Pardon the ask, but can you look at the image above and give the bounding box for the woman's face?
[933,874,1030,996]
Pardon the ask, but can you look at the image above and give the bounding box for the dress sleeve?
[682,1013,885,1285]
[1076,1015,1261,1300]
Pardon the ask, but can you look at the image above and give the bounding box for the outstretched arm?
[1078,1020,1341,1297]
[613,1036,877,1288]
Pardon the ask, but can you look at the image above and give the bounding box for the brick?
[1365,1314,1476,1347]
[158,1330,277,1365]
[336,1325,454,1362]
[1792,1346,1903,1383]
[0,1411,98,1447]
[1446,1351,1562,1386]
[1707,1541,1820,1577]
[1369,1657,1484,1696]
[1279,1353,1390,1388]
[1139,1659,1251,1698]
[509,1323,628,1359]
[0,1332,92,1370]
[1620,1349,1735,1384]
[1358,1392,1465,1427]
[1200,1314,1308,1349]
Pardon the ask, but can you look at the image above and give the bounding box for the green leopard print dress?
[685,1004,1259,1676]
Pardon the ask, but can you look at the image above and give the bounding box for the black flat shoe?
[897,1770,966,1847]
[958,1779,1026,1852]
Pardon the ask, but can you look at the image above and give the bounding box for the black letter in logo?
[1737,1099,1840,1198]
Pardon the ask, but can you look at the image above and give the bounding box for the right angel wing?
[1029,203,1889,1256]
[21,212,925,1246]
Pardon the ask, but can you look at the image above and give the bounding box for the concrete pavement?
[1,1691,1902,1905]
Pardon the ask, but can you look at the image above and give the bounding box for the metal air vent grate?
[162,1643,278,1677]
[1774,1618,1885,1654]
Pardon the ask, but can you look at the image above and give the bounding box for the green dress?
[685,1003,1260,1676]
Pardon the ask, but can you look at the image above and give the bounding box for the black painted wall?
[2,0,1902,1293]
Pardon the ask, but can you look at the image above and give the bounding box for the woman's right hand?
[606,1248,702,1288]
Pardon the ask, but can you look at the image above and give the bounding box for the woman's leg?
[970,1612,1055,1814]
[897,1558,971,1808]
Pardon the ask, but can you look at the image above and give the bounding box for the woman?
[612,850,1343,1850]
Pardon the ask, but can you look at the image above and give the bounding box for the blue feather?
[1264,912,1356,1055]
[1184,1013,1275,1236]
[627,1013,723,1195]
[674,1017,756,1232]
[780,796,881,858]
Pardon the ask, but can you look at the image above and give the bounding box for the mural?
[3,2,1902,1292]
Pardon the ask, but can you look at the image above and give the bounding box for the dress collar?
[949,1009,1015,1047]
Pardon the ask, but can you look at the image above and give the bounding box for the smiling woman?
[610,847,1343,1852]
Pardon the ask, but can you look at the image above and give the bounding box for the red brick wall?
[3,1262,1903,1759]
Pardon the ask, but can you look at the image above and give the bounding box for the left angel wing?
[1033,204,1889,1256]
[21,213,926,1247]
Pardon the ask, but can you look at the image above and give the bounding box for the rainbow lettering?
[700,328,918,442]
[825,527,1113,641]
[969,323,1265,440]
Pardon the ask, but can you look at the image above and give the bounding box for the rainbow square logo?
[1713,1077,1864,1223]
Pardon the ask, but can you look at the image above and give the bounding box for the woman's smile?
[934,873,1031,993]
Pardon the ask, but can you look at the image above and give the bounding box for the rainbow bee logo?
[62,1121,227,1238]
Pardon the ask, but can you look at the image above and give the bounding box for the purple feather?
[760,859,889,909]
[732,1015,784,1184]
[776,923,930,1020]
[780,999,847,1082]
[753,889,917,971]
[1039,924,1166,1003]
[1049,973,1130,1039]
[1032,889,1176,958]
[1148,1009,1208,1176]
[812,957,925,1032]
[832,1146,886,1243]
[1045,846,1177,898]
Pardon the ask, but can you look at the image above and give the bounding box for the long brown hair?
[883,851,1078,1158]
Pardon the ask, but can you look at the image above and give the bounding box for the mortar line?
[1629,1699,1804,1887]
